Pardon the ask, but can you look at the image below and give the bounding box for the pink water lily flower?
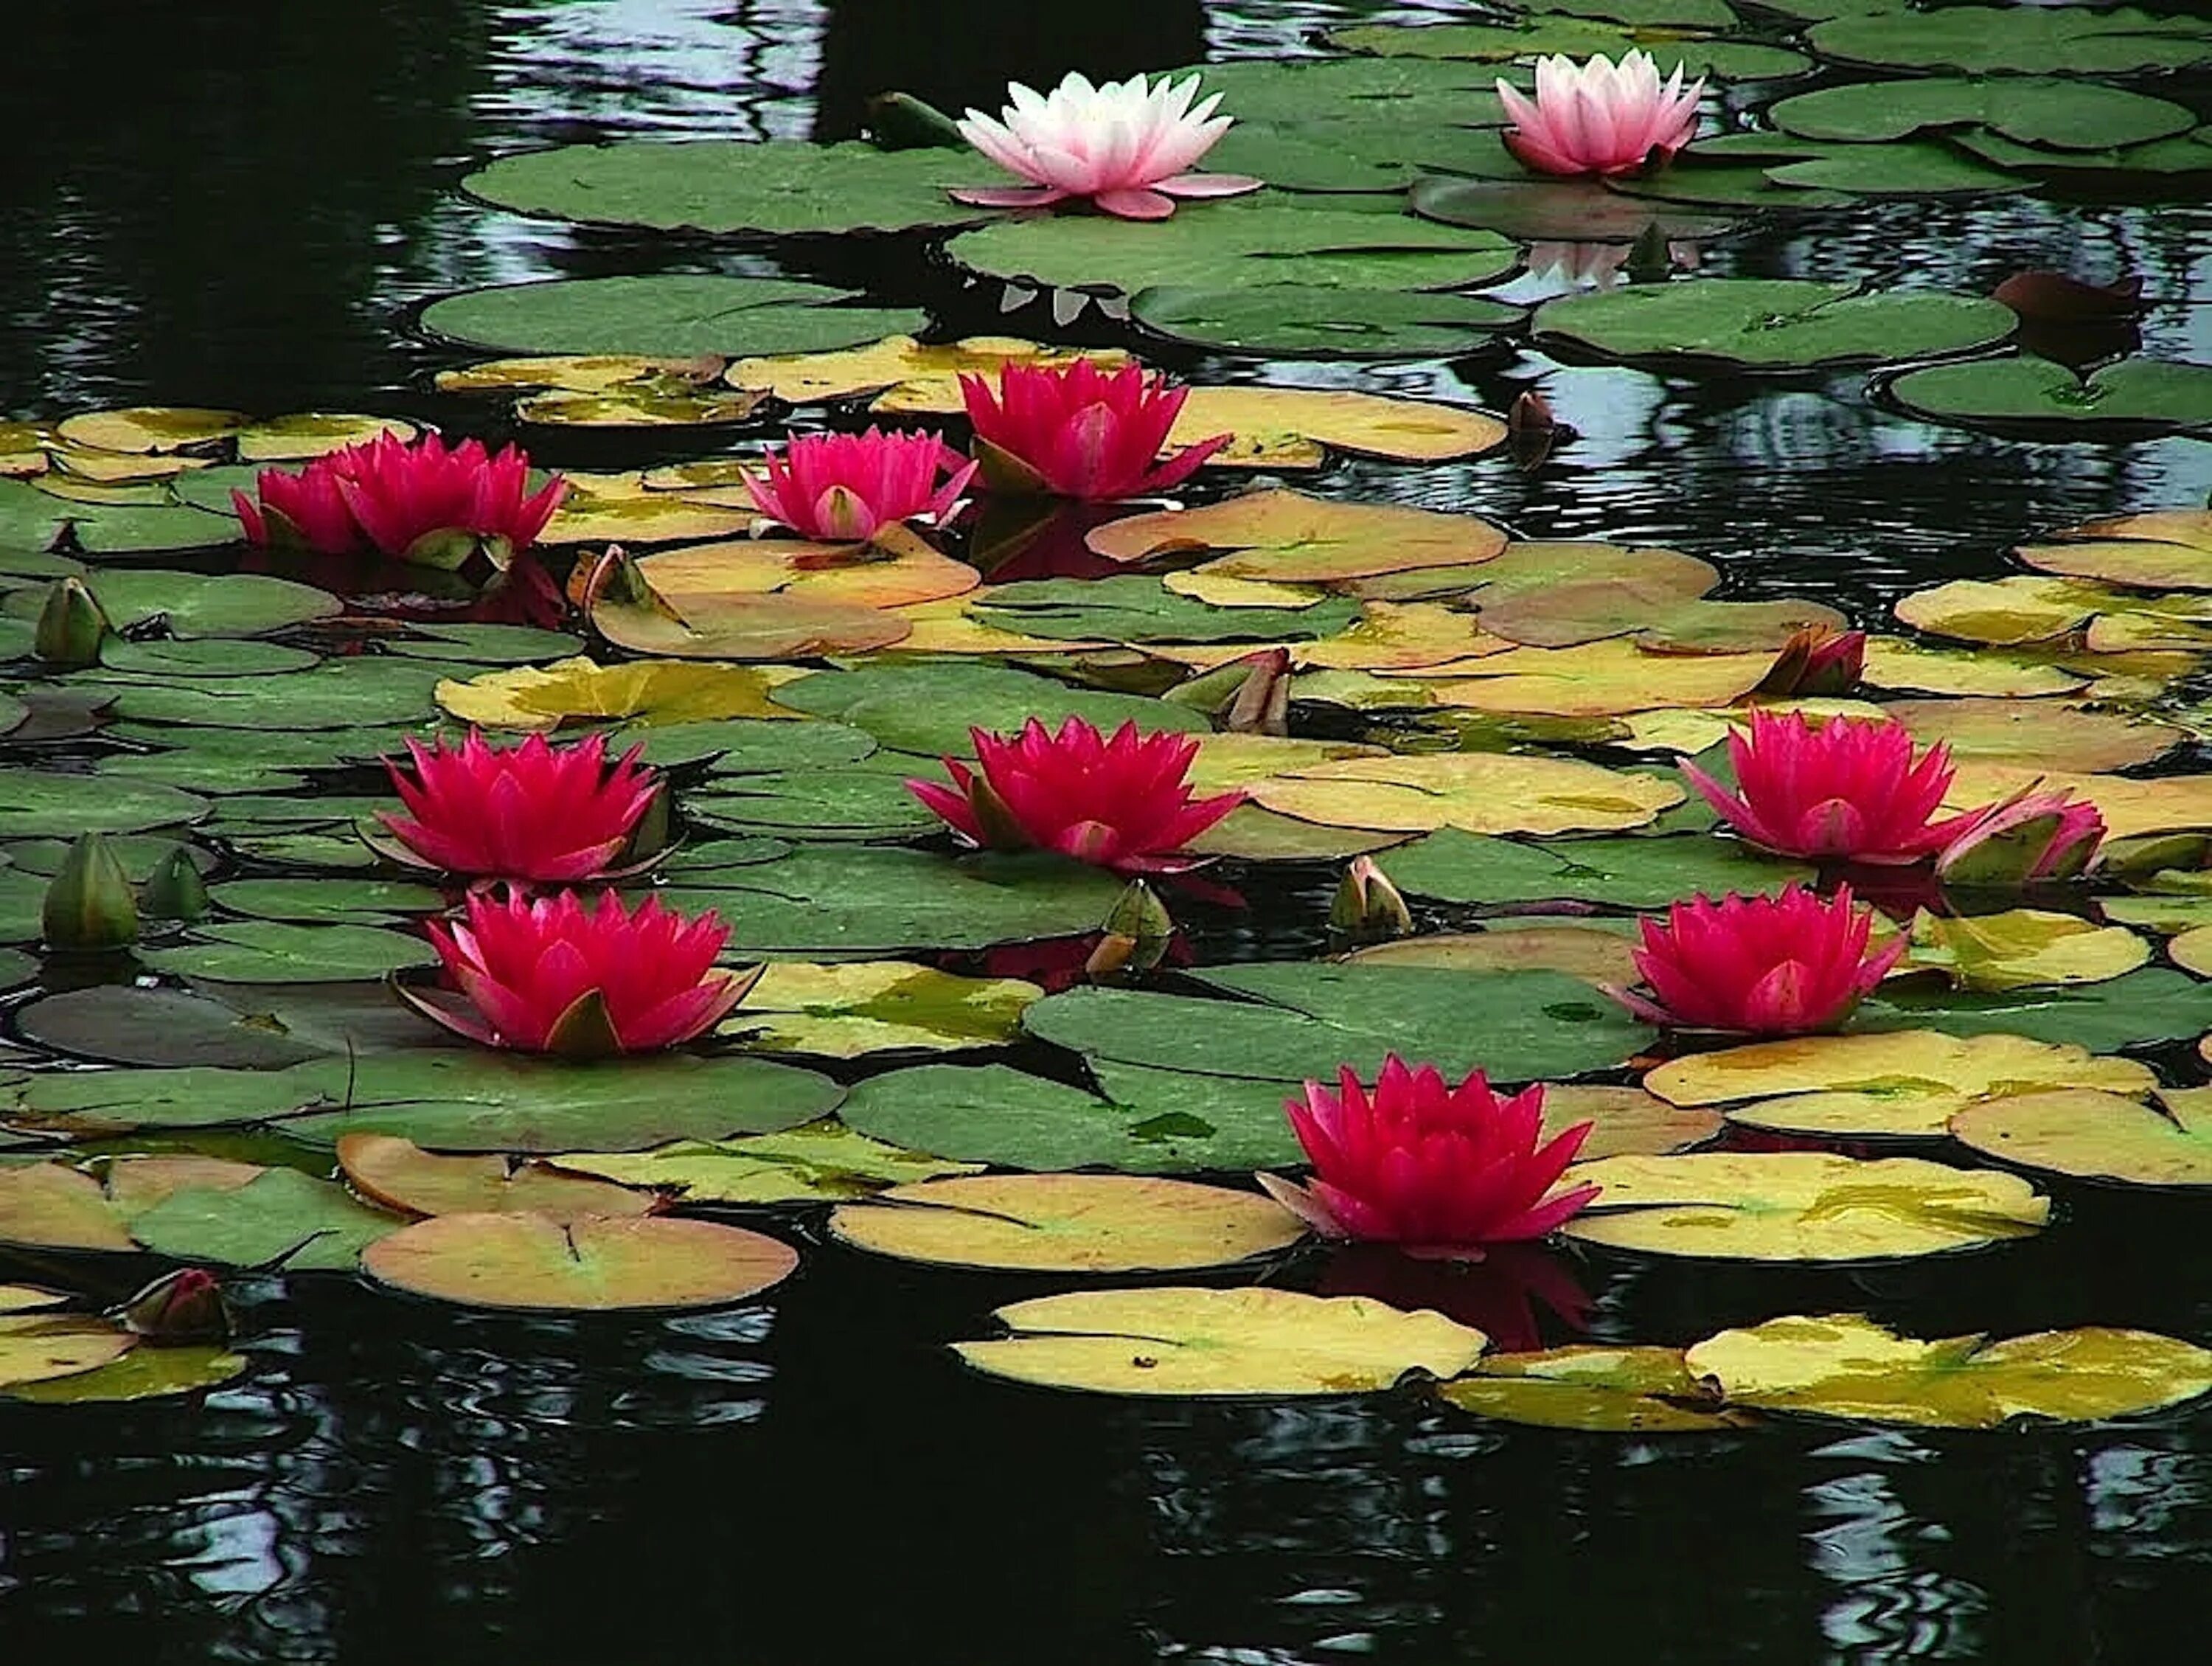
[369,729,661,885]
[960,361,1231,501]
[952,71,1263,221]
[1498,50,1704,179]
[1260,1057,1601,1260]
[740,428,977,542]
[1613,883,1905,1035]
[402,889,759,1058]
[906,716,1244,872]
[234,431,567,567]
[1683,709,1994,864]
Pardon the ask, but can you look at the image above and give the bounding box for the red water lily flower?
[368,729,661,885]
[740,428,977,542]
[402,889,759,1058]
[1683,709,1992,864]
[1613,883,1904,1035]
[906,716,1243,872]
[234,431,566,566]
[1261,1058,1600,1259]
[959,361,1231,500]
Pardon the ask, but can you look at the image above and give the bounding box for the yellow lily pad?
[234,413,417,462]
[362,1213,799,1311]
[737,334,1124,405]
[552,1122,983,1204]
[1952,1088,2212,1186]
[1250,752,1681,836]
[725,960,1042,1058]
[1183,732,1385,794]
[1884,697,2178,771]
[1170,386,1506,467]
[1892,574,2120,645]
[1348,924,1643,990]
[1441,1345,1753,1433]
[0,421,50,475]
[53,406,246,454]
[46,444,208,483]
[0,1315,135,1390]
[437,656,805,731]
[955,1285,1488,1397]
[1614,700,1884,755]
[1561,1151,2050,1260]
[828,1173,1304,1273]
[1420,639,1783,718]
[0,1284,69,1313]
[1298,600,1518,672]
[1086,489,1506,580]
[887,594,1103,656]
[1183,804,1413,863]
[1944,763,2212,841]
[4,1344,248,1403]
[1858,635,2087,698]
[337,1134,659,1222]
[1645,1029,2157,1107]
[436,354,723,393]
[1724,1090,1971,1139]
[2172,923,2212,976]
[1684,1313,2212,1427]
[516,388,768,427]
[1542,1084,1724,1160]
[0,1163,139,1252]
[1907,909,2149,992]
[1164,569,1330,610]
[540,479,757,545]
[2014,508,2212,591]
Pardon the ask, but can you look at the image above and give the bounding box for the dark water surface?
[4,4,2212,1662]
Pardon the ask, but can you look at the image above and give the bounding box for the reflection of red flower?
[1316,1240,1593,1354]
[958,930,1195,995]
[966,499,1132,581]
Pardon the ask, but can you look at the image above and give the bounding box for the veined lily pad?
[1858,967,2212,1052]
[1251,752,1682,836]
[1535,279,2014,370]
[141,921,439,983]
[1441,1344,1753,1433]
[1950,1089,2212,1187]
[1646,1029,2157,1108]
[957,1287,1489,1397]
[439,656,804,731]
[723,961,1040,1058]
[549,1122,983,1204]
[364,1212,798,1311]
[337,1134,658,1221]
[1686,1313,2212,1426]
[1562,1151,2050,1260]
[129,1167,403,1271]
[829,1173,1304,1273]
[422,275,928,359]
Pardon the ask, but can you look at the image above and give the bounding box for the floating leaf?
[1859,967,2212,1052]
[1769,76,2194,150]
[337,1134,658,1221]
[12,985,331,1070]
[957,1287,1488,1397]
[829,1173,1304,1272]
[140,920,439,984]
[1171,386,1506,465]
[421,274,928,359]
[726,961,1040,1058]
[1382,828,1808,909]
[2014,509,2212,591]
[464,139,987,235]
[731,334,1122,404]
[364,1213,798,1311]
[1535,278,2014,370]
[1330,18,1810,79]
[1086,489,1506,580]
[1907,910,2147,993]
[1132,284,1521,359]
[0,771,206,839]
[1888,357,2212,437]
[1441,1345,1753,1433]
[0,1164,138,1251]
[1251,752,1681,836]
[438,656,803,731]
[0,1315,135,1390]
[549,1122,984,1204]
[1562,1152,2050,1260]
[1348,925,1641,991]
[1950,1089,2212,1187]
[54,406,244,454]
[1685,1313,2212,1427]
[1646,1029,2156,1108]
[4,1345,247,1403]
[1806,7,2212,75]
[129,1168,403,1271]
[771,660,1205,757]
[233,412,416,462]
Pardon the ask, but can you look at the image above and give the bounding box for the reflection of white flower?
[1527,239,1701,289]
[951,72,1263,221]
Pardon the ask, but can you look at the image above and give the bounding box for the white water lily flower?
[1497,50,1704,178]
[951,71,1264,220]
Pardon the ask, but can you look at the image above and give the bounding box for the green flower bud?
[33,576,110,668]
[140,846,212,922]
[1329,855,1411,946]
[41,831,139,952]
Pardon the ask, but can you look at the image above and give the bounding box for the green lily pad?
[1329,18,1812,80]
[1857,968,2212,1052]
[1951,127,2212,179]
[1409,176,1736,242]
[463,139,988,235]
[1026,966,1650,1086]
[209,878,447,925]
[1806,7,2212,75]
[129,1167,403,1271]
[5,1065,327,1134]
[662,848,1127,954]
[1763,139,2028,198]
[684,768,945,843]
[726,960,1040,1058]
[549,1122,982,1204]
[139,921,438,983]
[422,275,928,359]
[1888,357,2212,437]
[1603,158,1851,211]
[13,985,334,1069]
[1441,1345,1753,1433]
[1534,278,2016,370]
[1380,828,1810,910]
[1767,76,2196,150]
[32,569,337,639]
[388,623,585,665]
[1132,284,1522,359]
[0,771,206,839]
[773,661,1206,758]
[945,197,1518,299]
[97,637,321,678]
[837,1061,1304,1175]
[101,656,449,729]
[973,576,1357,645]
[632,716,877,773]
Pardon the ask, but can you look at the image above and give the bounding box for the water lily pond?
[5,1,2212,1659]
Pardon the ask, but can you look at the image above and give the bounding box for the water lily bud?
[1223,647,1291,737]
[1936,788,2105,886]
[1757,626,1866,697]
[619,782,673,866]
[1329,855,1412,946]
[116,1266,230,1345]
[139,846,211,922]
[866,91,970,151]
[1624,220,1673,282]
[32,576,110,668]
[1088,878,1174,978]
[41,831,138,952]
[1507,389,1558,471]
